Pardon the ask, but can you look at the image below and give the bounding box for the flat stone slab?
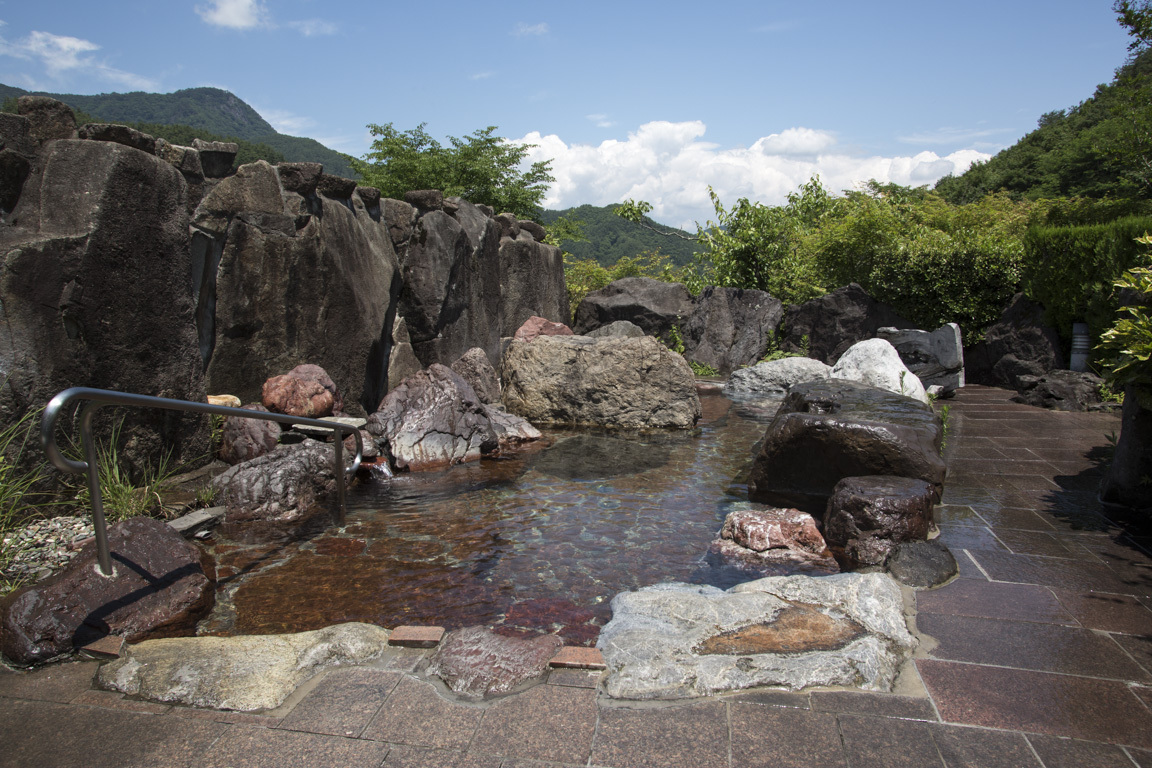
[389,625,444,648]
[596,572,915,699]
[426,626,563,699]
[97,622,391,711]
[549,646,606,669]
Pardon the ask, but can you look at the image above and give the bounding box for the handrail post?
[79,402,114,577]
[334,431,345,525]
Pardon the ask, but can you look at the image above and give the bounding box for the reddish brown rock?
[210,439,337,522]
[426,625,563,699]
[708,505,839,577]
[513,315,574,343]
[219,403,281,465]
[261,364,342,418]
[824,475,936,568]
[0,517,213,665]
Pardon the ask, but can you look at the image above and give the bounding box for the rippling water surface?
[201,390,780,644]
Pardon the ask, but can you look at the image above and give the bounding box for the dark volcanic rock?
[219,403,281,465]
[885,539,958,588]
[317,174,357,199]
[682,286,784,374]
[966,293,1065,389]
[498,234,570,337]
[748,379,945,514]
[192,138,237,177]
[276,162,323,195]
[573,277,694,338]
[366,364,497,471]
[0,518,213,665]
[877,324,965,389]
[778,284,914,364]
[427,625,562,699]
[383,198,416,247]
[1011,370,1103,412]
[210,439,337,522]
[78,123,157,154]
[451,347,501,405]
[824,476,936,568]
[17,96,77,144]
[404,189,443,210]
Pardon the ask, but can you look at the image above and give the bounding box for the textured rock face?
[261,364,342,418]
[779,284,913,364]
[573,277,694,338]
[512,315,574,343]
[366,364,497,471]
[748,379,946,514]
[724,357,832,398]
[831,338,929,404]
[586,320,646,339]
[824,476,936,568]
[886,539,958,588]
[219,403,281,465]
[0,518,213,665]
[966,293,1064,389]
[597,573,915,699]
[79,123,157,154]
[210,439,337,522]
[500,335,702,429]
[707,505,839,577]
[450,347,501,405]
[1011,370,1103,411]
[682,286,784,374]
[877,323,965,388]
[0,136,208,474]
[17,95,77,143]
[426,626,563,699]
[98,622,391,711]
[498,231,570,341]
[484,404,543,449]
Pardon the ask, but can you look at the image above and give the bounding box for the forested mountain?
[934,48,1152,203]
[0,84,353,177]
[539,204,700,267]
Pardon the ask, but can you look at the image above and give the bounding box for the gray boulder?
[748,379,946,514]
[451,347,501,404]
[573,277,693,339]
[877,323,965,388]
[218,403,281,465]
[886,540,958,589]
[483,404,542,449]
[210,439,337,522]
[191,138,237,177]
[831,338,929,404]
[778,284,914,364]
[966,293,1064,389]
[682,286,784,374]
[500,335,701,429]
[1011,370,1103,411]
[16,96,77,144]
[78,123,157,154]
[586,320,646,339]
[597,573,915,699]
[724,357,832,398]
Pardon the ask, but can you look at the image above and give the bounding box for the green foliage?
[563,250,686,316]
[351,123,554,219]
[1099,234,1152,404]
[689,361,719,377]
[0,408,59,596]
[760,331,809,362]
[1116,0,1152,53]
[540,204,700,268]
[68,418,176,524]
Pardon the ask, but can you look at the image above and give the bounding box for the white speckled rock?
[97,622,391,711]
[831,338,929,404]
[724,357,832,398]
[597,573,914,699]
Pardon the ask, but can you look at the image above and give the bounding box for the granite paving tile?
[71,689,172,714]
[469,682,597,764]
[808,691,936,720]
[196,724,389,768]
[915,579,1074,624]
[0,660,98,703]
[378,648,427,672]
[934,504,987,526]
[953,549,990,580]
[278,667,400,738]
[934,525,1006,552]
[1131,748,1152,768]
[967,507,1055,531]
[169,707,284,726]
[947,458,1056,477]
[1050,589,1152,634]
[927,723,1042,768]
[836,713,945,768]
[546,668,603,688]
[1133,685,1152,710]
[1027,734,1140,767]
[994,529,1087,558]
[728,689,811,708]
[728,703,847,767]
[967,549,1140,594]
[1111,633,1152,676]
[917,613,1151,681]
[590,701,729,768]
[381,745,501,767]
[0,697,225,768]
[917,659,1152,749]
[362,675,483,751]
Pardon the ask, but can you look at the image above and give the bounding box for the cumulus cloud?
[898,126,1006,145]
[287,19,337,36]
[515,121,990,229]
[586,113,614,128]
[513,22,549,37]
[470,71,495,80]
[195,0,269,30]
[0,29,158,89]
[257,107,315,135]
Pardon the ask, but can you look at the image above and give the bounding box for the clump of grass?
[68,417,177,523]
[689,361,720,377]
[0,408,57,595]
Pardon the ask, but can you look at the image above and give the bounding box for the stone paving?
[2,385,1151,767]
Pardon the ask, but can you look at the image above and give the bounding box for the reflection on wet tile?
[967,550,1139,595]
[1050,590,1152,635]
[916,580,1073,625]
[935,525,1005,552]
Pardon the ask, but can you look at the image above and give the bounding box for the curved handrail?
[41,387,364,577]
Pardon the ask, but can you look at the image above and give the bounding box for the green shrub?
[1099,234,1152,406]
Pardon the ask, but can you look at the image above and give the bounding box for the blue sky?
[0,1,1134,226]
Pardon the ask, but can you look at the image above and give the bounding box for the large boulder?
[830,338,929,404]
[1,517,213,665]
[500,335,702,429]
[450,347,501,405]
[210,439,337,522]
[261,364,342,418]
[512,315,573,343]
[218,403,281,465]
[572,277,694,339]
[824,476,936,568]
[0,137,208,475]
[366,364,497,471]
[778,284,914,364]
[1010,370,1104,411]
[682,286,784,374]
[586,320,646,339]
[724,357,832,398]
[966,293,1064,389]
[497,226,570,340]
[877,323,965,389]
[748,379,946,514]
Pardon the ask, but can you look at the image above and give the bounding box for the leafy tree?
[1116,0,1152,54]
[351,123,554,219]
[539,204,699,267]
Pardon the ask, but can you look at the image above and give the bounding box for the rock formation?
[830,338,929,404]
[966,293,1064,389]
[778,283,914,364]
[681,286,783,374]
[572,277,693,339]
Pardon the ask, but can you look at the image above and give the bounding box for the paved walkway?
[2,385,1150,767]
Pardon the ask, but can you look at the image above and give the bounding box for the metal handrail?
[41,387,364,577]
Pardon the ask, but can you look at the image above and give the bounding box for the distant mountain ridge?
[539,204,700,267]
[0,83,353,178]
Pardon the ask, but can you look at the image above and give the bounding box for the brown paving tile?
[728,703,847,767]
[197,724,389,768]
[278,667,400,738]
[917,613,1151,681]
[470,683,597,764]
[0,660,98,703]
[549,646,605,669]
[949,458,1056,477]
[1027,734,1139,767]
[1112,633,1152,677]
[809,691,936,720]
[591,701,728,768]
[1134,685,1152,710]
[1051,589,1152,634]
[928,723,1042,768]
[728,689,811,708]
[1131,747,1152,767]
[379,647,426,672]
[0,697,225,768]
[836,713,944,768]
[382,745,501,767]
[917,659,1152,749]
[362,675,482,750]
[547,668,603,688]
[968,549,1139,594]
[72,688,172,713]
[935,525,1006,552]
[169,707,284,726]
[915,579,1074,624]
[972,507,1056,530]
[389,626,444,648]
[953,549,990,580]
[994,529,1086,558]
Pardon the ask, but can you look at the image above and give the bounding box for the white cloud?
[470,71,494,80]
[0,29,158,89]
[586,113,614,128]
[258,107,315,135]
[898,126,1006,145]
[513,22,549,37]
[515,121,991,229]
[287,19,337,36]
[195,0,269,30]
